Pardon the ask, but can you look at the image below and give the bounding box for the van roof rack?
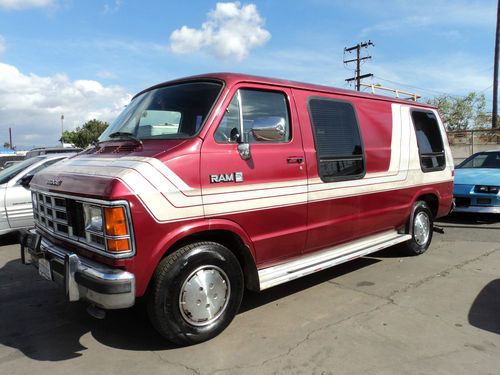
[360,83,421,102]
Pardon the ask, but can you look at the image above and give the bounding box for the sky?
[0,0,496,149]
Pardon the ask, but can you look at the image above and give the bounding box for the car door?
[201,85,308,267]
[5,157,63,229]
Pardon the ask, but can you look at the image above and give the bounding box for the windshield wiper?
[108,131,143,145]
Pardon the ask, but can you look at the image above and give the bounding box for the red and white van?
[23,73,454,344]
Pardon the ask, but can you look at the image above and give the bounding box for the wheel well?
[165,230,260,291]
[416,194,439,218]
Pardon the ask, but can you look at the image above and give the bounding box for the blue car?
[453,150,500,214]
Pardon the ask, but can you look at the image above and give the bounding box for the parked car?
[0,154,74,236]
[22,73,454,345]
[25,146,82,159]
[2,160,22,169]
[453,150,500,214]
[0,155,25,169]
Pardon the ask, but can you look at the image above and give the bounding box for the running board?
[258,230,412,290]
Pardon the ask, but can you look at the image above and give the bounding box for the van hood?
[30,138,200,199]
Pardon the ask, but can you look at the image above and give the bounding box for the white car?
[0,154,73,236]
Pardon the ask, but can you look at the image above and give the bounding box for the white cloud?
[0,0,54,10]
[96,70,117,79]
[359,0,495,36]
[0,36,5,54]
[170,1,271,61]
[0,62,131,148]
[361,16,432,36]
[103,0,122,14]
[368,54,492,98]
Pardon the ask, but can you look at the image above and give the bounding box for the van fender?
[406,186,442,235]
[141,218,257,295]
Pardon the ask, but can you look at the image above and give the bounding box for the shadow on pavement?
[0,254,379,359]
[0,232,21,246]
[437,213,500,228]
[468,279,500,335]
[240,257,379,313]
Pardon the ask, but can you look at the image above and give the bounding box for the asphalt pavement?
[0,213,499,375]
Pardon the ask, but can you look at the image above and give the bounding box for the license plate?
[38,258,52,281]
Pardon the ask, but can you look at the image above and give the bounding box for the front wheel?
[147,241,244,345]
[400,201,434,256]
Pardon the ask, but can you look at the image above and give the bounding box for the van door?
[292,90,367,253]
[200,85,307,267]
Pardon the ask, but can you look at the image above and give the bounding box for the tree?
[426,92,490,131]
[61,119,108,148]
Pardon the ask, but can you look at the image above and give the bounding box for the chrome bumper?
[21,230,135,309]
[453,205,500,214]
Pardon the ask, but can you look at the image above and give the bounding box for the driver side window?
[214,89,291,144]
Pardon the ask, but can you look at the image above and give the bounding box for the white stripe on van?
[44,105,452,223]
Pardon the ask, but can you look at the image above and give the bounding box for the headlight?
[84,204,103,232]
[32,192,38,208]
[83,203,131,254]
[474,185,499,194]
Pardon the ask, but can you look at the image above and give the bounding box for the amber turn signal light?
[107,238,130,252]
[104,207,128,236]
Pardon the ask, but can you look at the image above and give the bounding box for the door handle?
[287,157,304,164]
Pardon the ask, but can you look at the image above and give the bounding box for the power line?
[480,84,494,93]
[372,75,461,98]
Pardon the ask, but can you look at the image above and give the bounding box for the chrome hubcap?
[414,212,430,246]
[179,266,230,326]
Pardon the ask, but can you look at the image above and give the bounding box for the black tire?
[147,241,244,345]
[400,201,434,256]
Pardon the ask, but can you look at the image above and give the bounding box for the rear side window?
[411,110,445,172]
[308,98,365,182]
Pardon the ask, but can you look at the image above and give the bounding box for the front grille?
[476,198,492,205]
[35,192,71,236]
[32,191,134,258]
[33,191,105,251]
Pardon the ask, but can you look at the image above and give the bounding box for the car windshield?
[0,157,42,184]
[99,81,222,142]
[458,152,500,169]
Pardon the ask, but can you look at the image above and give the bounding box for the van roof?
[136,72,436,109]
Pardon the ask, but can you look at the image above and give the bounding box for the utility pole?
[61,114,64,145]
[344,40,374,91]
[493,0,500,128]
[9,127,12,150]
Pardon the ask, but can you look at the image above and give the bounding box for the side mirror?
[251,117,286,142]
[235,131,251,160]
[237,142,251,160]
[19,174,34,189]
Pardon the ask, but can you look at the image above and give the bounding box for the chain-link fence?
[447,129,500,165]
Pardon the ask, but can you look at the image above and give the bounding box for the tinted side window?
[215,89,291,144]
[308,98,365,181]
[411,110,445,171]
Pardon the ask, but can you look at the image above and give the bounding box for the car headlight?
[32,192,38,208]
[474,185,499,194]
[83,203,131,254]
[84,204,103,232]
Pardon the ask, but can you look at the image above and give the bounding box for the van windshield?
[99,81,222,142]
